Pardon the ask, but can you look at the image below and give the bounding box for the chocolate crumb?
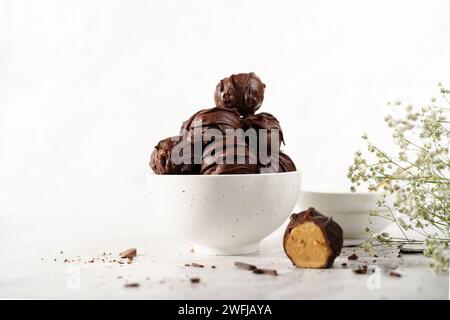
[124,282,140,288]
[64,259,69,263]
[59,251,63,254]
[190,262,204,268]
[399,248,424,254]
[253,268,278,276]
[397,254,401,258]
[373,254,378,258]
[184,264,190,267]
[352,265,368,274]
[234,261,257,271]
[119,248,137,259]
[348,253,358,260]
[211,266,216,269]
[341,263,347,267]
[190,277,201,284]
[389,271,402,277]
[372,260,377,263]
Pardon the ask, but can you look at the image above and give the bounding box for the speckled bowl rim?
[147,170,300,178]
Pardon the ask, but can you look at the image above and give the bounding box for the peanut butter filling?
[285,221,332,268]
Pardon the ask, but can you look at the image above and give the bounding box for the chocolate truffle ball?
[201,138,258,175]
[242,112,285,154]
[258,152,296,173]
[214,72,265,116]
[180,107,241,144]
[150,136,198,174]
[283,208,343,269]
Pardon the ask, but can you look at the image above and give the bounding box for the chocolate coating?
[258,152,296,173]
[201,138,258,175]
[180,107,241,144]
[283,208,343,269]
[214,72,265,116]
[150,136,198,174]
[242,112,285,153]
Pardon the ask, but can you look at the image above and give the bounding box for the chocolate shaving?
[348,253,358,260]
[190,263,204,268]
[234,261,257,271]
[124,282,140,288]
[119,248,137,259]
[190,277,201,284]
[399,248,424,254]
[253,268,278,276]
[352,265,368,274]
[389,271,402,277]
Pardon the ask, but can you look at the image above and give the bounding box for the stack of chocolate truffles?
[150,72,296,175]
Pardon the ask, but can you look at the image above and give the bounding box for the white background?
[1,1,450,247]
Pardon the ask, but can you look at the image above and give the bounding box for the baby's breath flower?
[349,84,450,273]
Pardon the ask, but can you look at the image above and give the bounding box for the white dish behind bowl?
[298,191,392,239]
[147,171,301,255]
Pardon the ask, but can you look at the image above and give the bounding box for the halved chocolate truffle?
[201,138,258,175]
[214,72,265,116]
[150,136,198,174]
[258,152,296,173]
[283,208,343,269]
[180,107,241,144]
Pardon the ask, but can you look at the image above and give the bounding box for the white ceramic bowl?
[147,171,301,255]
[298,191,392,239]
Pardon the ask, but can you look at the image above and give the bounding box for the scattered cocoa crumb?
[397,254,401,258]
[117,261,125,265]
[184,263,190,267]
[59,251,64,254]
[190,277,201,284]
[348,253,358,261]
[341,263,347,267]
[53,258,57,261]
[253,268,278,276]
[372,260,377,263]
[190,263,204,268]
[119,248,137,259]
[234,261,257,271]
[373,254,378,258]
[352,265,368,274]
[389,271,402,278]
[211,266,216,269]
[124,282,140,288]
[64,259,69,263]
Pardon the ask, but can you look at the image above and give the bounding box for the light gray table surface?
[1,221,448,300]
